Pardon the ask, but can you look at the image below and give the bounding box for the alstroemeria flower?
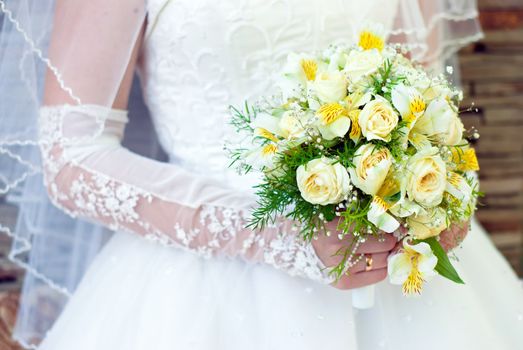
[391,84,426,125]
[357,22,387,52]
[367,196,400,233]
[414,97,464,146]
[315,102,352,140]
[252,111,310,141]
[244,142,280,170]
[391,84,429,150]
[279,53,323,99]
[388,240,438,296]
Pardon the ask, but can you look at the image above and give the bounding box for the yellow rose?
[407,207,448,239]
[414,98,463,146]
[296,158,351,205]
[348,144,392,196]
[358,97,399,142]
[312,71,348,103]
[405,147,447,208]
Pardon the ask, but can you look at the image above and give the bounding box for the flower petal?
[388,253,411,285]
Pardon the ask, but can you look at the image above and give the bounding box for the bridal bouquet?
[227,23,480,303]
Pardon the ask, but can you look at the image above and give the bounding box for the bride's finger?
[331,268,387,290]
[355,234,396,253]
[348,252,389,273]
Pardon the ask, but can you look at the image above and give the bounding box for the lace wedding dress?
[35,0,523,349]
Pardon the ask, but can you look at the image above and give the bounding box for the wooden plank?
[479,0,523,10]
[460,112,484,129]
[479,9,523,30]
[477,159,523,178]
[0,292,23,350]
[480,178,523,194]
[481,221,522,234]
[475,29,523,51]
[476,208,523,222]
[472,125,523,157]
[473,81,523,97]
[483,107,523,125]
[490,231,523,248]
[462,94,523,109]
[459,53,523,81]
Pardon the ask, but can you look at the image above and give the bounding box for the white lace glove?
[39,104,332,283]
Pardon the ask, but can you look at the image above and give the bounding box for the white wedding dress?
[35,0,523,349]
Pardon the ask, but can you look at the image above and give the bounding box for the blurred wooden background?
[0,0,522,348]
[460,0,523,276]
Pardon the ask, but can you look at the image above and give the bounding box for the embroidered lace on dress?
[39,104,331,283]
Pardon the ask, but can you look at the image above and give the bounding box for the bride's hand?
[439,220,470,252]
[312,219,397,290]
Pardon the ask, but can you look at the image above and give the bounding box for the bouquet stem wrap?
[352,285,375,309]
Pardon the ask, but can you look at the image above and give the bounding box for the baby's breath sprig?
[228,102,256,134]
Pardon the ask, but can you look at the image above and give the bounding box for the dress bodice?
[138,0,399,191]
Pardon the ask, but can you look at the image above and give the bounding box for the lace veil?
[0,0,481,348]
[0,1,147,348]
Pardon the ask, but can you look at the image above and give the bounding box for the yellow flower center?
[409,96,426,114]
[261,143,278,156]
[358,31,384,51]
[403,112,417,125]
[304,173,325,195]
[377,175,400,198]
[255,128,279,142]
[300,59,318,81]
[451,148,479,172]
[348,110,361,140]
[417,171,439,192]
[402,249,424,295]
[317,103,346,125]
[447,171,462,187]
[372,195,390,210]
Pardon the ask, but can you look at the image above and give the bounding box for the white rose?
[407,207,448,239]
[349,144,392,196]
[344,49,383,84]
[358,96,399,142]
[278,111,306,139]
[296,158,351,205]
[312,71,348,103]
[414,98,464,146]
[405,147,447,208]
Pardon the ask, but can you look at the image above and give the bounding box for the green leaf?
[384,192,401,203]
[421,237,465,284]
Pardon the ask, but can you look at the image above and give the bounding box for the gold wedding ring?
[365,254,373,272]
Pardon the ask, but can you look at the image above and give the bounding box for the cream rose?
[407,207,448,239]
[414,98,463,146]
[405,147,447,208]
[344,49,383,84]
[348,144,392,196]
[312,71,348,103]
[296,158,351,205]
[278,111,306,139]
[358,97,399,142]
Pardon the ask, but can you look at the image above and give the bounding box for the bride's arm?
[42,29,328,284]
[41,0,396,287]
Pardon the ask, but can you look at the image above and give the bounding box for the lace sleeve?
[39,104,331,283]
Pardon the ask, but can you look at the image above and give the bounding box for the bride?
[0,0,522,349]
